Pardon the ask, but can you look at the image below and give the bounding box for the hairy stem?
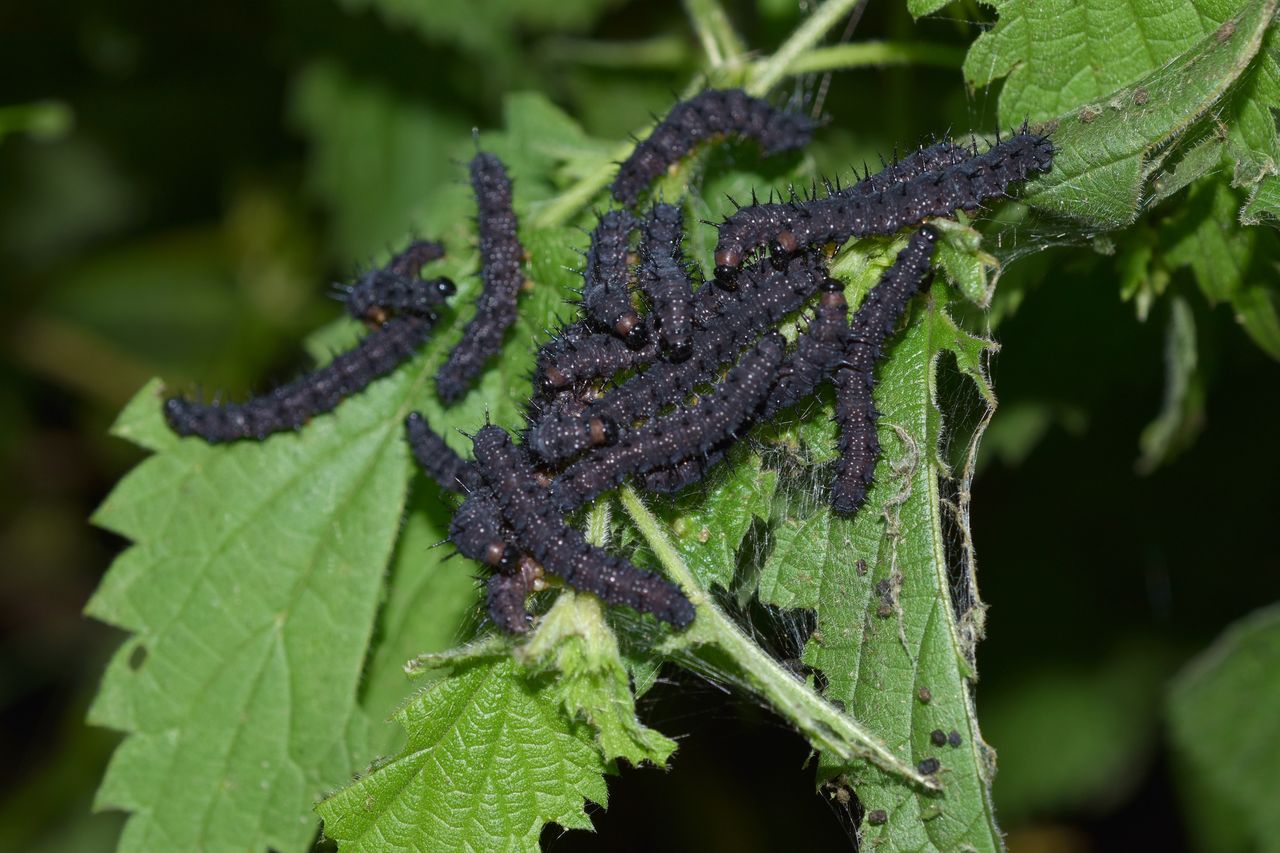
[768,40,965,76]
[749,0,867,95]
[619,486,939,790]
[682,0,745,69]
[538,35,688,70]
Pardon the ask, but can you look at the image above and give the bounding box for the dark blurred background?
[2,1,1277,850]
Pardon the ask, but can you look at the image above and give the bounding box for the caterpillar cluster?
[165,88,1054,634]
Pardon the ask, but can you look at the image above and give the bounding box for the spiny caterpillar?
[832,226,939,513]
[713,130,1052,278]
[610,87,816,205]
[164,241,453,443]
[637,203,695,362]
[435,152,527,404]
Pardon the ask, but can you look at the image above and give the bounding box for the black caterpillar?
[637,203,695,361]
[165,318,433,443]
[533,321,658,398]
[762,278,850,419]
[525,250,828,465]
[165,240,453,443]
[713,130,1052,277]
[549,332,784,512]
[832,226,939,513]
[167,89,1054,632]
[435,152,526,404]
[404,412,481,495]
[611,88,816,205]
[470,425,697,628]
[581,210,646,347]
[344,240,453,324]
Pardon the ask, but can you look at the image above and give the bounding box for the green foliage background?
[1,0,1278,850]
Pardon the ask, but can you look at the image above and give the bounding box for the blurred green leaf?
[1137,295,1205,473]
[979,401,1088,470]
[1164,179,1280,358]
[335,0,621,56]
[0,100,73,143]
[983,642,1173,823]
[1169,604,1280,853]
[290,63,470,262]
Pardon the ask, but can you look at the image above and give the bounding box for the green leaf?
[1242,173,1280,223]
[1218,26,1280,186]
[759,288,1002,850]
[87,370,419,851]
[934,218,1001,308]
[996,0,1279,227]
[316,656,609,852]
[356,484,481,749]
[907,0,954,18]
[486,93,616,198]
[1168,604,1280,853]
[661,448,778,593]
[519,591,677,767]
[966,1,1246,124]
[1163,179,1280,358]
[87,261,574,849]
[1151,135,1228,206]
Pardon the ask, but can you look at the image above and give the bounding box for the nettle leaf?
[759,286,1002,850]
[357,483,480,747]
[87,373,415,851]
[1168,605,1280,853]
[1163,178,1280,358]
[990,0,1280,227]
[1242,172,1280,223]
[316,655,609,852]
[966,1,1256,123]
[660,448,778,593]
[519,590,678,767]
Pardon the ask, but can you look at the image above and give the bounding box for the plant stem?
[768,40,965,77]
[530,141,631,230]
[619,486,939,790]
[749,0,867,95]
[538,35,688,70]
[682,0,745,69]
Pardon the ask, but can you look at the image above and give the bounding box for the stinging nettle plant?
[86,1,1280,850]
